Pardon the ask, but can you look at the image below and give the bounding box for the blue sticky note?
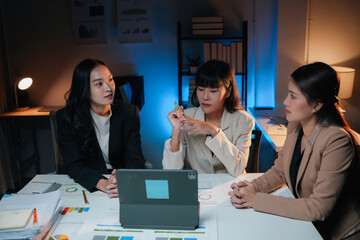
[145,180,169,199]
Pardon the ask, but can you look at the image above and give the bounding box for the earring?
[312,109,316,113]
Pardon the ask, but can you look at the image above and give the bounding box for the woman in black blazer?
[57,59,145,196]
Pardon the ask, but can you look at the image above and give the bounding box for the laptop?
[116,169,199,230]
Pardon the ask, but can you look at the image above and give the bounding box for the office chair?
[49,111,65,174]
[114,76,145,111]
[246,130,262,173]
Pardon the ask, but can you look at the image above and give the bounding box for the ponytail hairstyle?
[291,62,359,165]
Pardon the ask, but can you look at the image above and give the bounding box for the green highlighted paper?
[106,236,119,240]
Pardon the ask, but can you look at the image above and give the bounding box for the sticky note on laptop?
[145,180,169,199]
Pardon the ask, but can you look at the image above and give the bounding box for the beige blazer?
[251,121,360,239]
[162,107,254,176]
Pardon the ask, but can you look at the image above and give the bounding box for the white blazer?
[162,107,255,176]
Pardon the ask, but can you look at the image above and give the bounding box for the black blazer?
[56,102,145,191]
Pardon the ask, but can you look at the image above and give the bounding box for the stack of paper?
[0,208,33,231]
[0,190,62,239]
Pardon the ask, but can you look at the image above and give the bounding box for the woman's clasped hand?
[229,181,257,208]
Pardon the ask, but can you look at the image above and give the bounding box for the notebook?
[116,169,199,230]
[0,208,33,230]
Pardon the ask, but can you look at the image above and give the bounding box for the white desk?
[248,107,287,152]
[19,174,322,240]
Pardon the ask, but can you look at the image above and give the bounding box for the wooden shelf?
[177,21,248,108]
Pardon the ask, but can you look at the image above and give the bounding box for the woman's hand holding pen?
[168,102,185,130]
[168,102,185,152]
[228,181,257,209]
[106,169,118,198]
[181,116,219,137]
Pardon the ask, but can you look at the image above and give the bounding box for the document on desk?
[0,190,62,239]
[198,174,234,207]
[93,204,217,240]
[17,182,62,194]
[51,196,218,240]
[28,174,106,198]
[50,197,105,237]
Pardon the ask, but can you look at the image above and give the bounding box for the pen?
[82,190,89,206]
[33,208,38,226]
[174,101,184,119]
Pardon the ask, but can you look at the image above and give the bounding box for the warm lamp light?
[18,77,33,90]
[14,75,33,111]
[332,66,355,99]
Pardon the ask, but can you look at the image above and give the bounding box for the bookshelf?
[177,20,248,108]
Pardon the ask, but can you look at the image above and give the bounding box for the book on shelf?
[192,17,223,23]
[230,42,237,72]
[226,45,231,64]
[222,45,227,63]
[192,29,223,35]
[201,41,243,73]
[236,41,243,73]
[203,42,211,63]
[217,42,223,62]
[192,23,223,30]
[210,42,217,60]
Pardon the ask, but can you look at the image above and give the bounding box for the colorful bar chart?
[61,207,90,215]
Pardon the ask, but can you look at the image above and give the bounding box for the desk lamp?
[14,75,33,111]
[332,66,355,99]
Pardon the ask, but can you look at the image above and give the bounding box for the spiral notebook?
[0,208,33,230]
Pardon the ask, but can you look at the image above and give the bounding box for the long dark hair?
[63,59,106,156]
[291,62,347,128]
[191,60,243,113]
[291,61,359,162]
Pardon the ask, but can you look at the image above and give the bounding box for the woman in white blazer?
[162,60,254,176]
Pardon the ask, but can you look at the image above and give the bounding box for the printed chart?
[91,226,209,240]
[61,206,90,215]
[197,174,233,207]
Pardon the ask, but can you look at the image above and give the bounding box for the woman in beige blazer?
[162,60,254,176]
[229,62,360,240]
